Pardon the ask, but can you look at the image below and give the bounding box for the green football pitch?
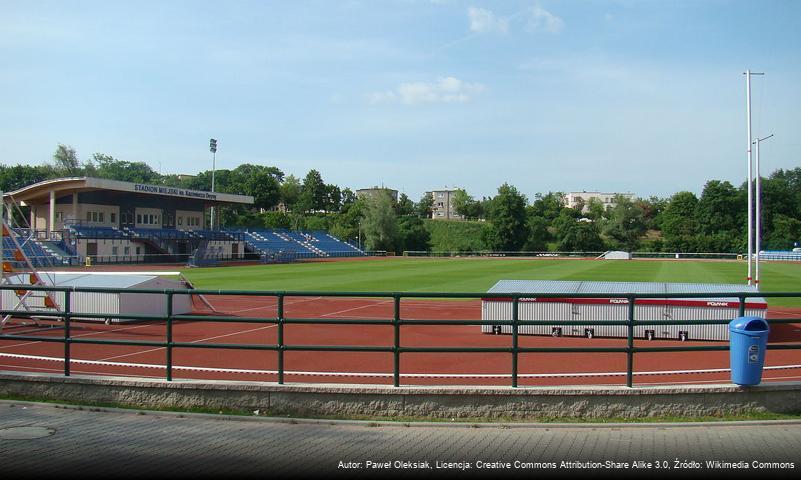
[181,257,801,307]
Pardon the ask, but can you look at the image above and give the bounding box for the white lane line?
[2,353,799,379]
[97,324,279,362]
[321,300,393,317]
[0,323,163,351]
[225,296,323,314]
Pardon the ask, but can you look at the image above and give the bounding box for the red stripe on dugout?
[481,297,768,309]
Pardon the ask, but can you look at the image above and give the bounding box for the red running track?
[1,295,800,387]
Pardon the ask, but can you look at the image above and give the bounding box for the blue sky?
[2,0,800,201]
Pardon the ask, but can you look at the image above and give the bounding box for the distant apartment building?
[427,188,464,221]
[565,191,635,213]
[356,187,398,203]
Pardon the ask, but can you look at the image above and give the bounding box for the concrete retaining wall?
[2,371,800,419]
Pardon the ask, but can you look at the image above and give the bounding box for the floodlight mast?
[209,138,218,230]
[754,134,773,286]
[744,70,764,286]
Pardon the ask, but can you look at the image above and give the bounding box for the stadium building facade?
[2,177,366,266]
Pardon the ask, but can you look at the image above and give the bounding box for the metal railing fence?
[1,285,799,388]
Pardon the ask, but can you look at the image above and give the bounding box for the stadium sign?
[133,183,218,200]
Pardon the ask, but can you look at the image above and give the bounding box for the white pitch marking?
[321,300,393,317]
[97,324,279,362]
[2,353,799,379]
[0,323,163,351]
[222,296,323,314]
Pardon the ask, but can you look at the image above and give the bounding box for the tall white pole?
[744,70,765,286]
[745,70,753,286]
[754,134,773,286]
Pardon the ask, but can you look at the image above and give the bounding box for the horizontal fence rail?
[0,285,800,388]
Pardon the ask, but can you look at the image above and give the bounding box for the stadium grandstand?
[2,177,366,266]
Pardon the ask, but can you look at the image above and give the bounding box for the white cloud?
[367,77,486,105]
[526,5,564,34]
[468,7,509,34]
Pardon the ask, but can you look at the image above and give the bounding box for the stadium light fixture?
[753,133,773,286]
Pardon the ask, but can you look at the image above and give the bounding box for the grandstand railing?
[1,285,799,388]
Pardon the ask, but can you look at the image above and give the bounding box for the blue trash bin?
[729,316,770,386]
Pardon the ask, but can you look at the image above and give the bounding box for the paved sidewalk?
[1,401,799,478]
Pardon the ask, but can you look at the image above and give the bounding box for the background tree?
[52,144,81,176]
[523,213,549,251]
[558,221,605,251]
[530,192,566,222]
[417,192,433,219]
[584,197,606,222]
[229,164,284,211]
[323,184,342,213]
[280,175,301,211]
[484,183,528,251]
[452,188,484,220]
[602,195,647,251]
[395,193,416,216]
[661,191,700,252]
[361,191,398,252]
[85,153,160,184]
[0,164,55,192]
[396,216,430,252]
[297,169,326,213]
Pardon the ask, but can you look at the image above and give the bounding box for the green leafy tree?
[395,193,416,216]
[602,195,647,251]
[661,191,700,252]
[297,169,326,213]
[417,192,433,219]
[361,191,398,252]
[86,153,160,184]
[222,164,284,211]
[280,175,302,211]
[452,188,484,220]
[0,164,56,192]
[52,144,81,176]
[696,180,741,234]
[396,216,431,252]
[552,208,582,242]
[523,214,549,251]
[558,221,605,251]
[766,214,801,249]
[585,198,606,221]
[324,184,342,213]
[530,192,566,222]
[340,188,356,208]
[484,183,528,251]
[330,198,365,247]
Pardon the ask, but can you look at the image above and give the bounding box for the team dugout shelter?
[3,177,254,263]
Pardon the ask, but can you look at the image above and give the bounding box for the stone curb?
[3,371,800,420]
[3,399,801,429]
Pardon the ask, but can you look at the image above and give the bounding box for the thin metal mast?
[754,134,773,285]
[744,70,764,286]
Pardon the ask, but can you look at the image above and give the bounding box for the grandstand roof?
[2,177,254,206]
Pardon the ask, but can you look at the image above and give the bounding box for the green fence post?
[627,296,635,388]
[166,291,173,382]
[739,294,746,317]
[63,290,71,377]
[394,294,401,388]
[278,294,284,385]
[512,297,519,388]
